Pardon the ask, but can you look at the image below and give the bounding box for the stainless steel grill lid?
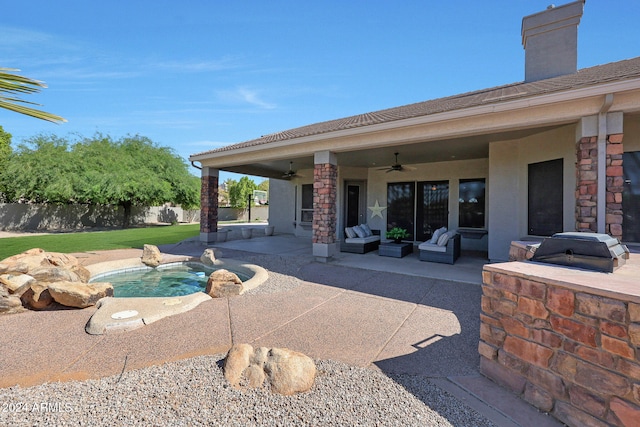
[531,232,629,273]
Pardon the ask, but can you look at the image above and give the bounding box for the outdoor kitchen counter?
[483,253,640,304]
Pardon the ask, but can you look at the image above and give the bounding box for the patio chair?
[418,230,461,264]
[340,224,381,254]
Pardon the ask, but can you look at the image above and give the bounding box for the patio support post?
[200,166,220,243]
[312,151,338,262]
[575,112,624,240]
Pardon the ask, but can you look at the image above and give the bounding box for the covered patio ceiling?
[214,123,568,179]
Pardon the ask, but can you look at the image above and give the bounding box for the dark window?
[301,184,313,223]
[416,181,449,241]
[528,159,563,236]
[623,151,640,242]
[459,179,486,228]
[345,184,360,227]
[387,182,415,238]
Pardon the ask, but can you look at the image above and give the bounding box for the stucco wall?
[268,173,315,238]
[488,124,577,261]
[0,203,266,231]
[366,158,489,251]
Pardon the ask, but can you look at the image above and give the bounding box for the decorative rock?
[141,244,162,267]
[20,282,54,310]
[0,249,79,273]
[71,265,92,283]
[0,295,23,313]
[223,344,316,395]
[206,269,243,298]
[47,281,114,308]
[223,343,253,386]
[0,273,36,293]
[264,347,317,395]
[200,249,217,266]
[29,267,81,283]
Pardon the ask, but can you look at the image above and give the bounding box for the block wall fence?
[480,266,640,426]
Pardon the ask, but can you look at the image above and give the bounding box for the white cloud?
[218,86,276,109]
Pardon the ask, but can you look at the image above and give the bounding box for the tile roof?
[193,56,640,157]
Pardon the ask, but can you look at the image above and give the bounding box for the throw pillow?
[360,223,372,237]
[353,225,366,238]
[430,227,447,244]
[437,232,451,246]
[345,227,356,238]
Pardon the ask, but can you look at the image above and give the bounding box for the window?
[459,179,486,228]
[301,184,314,223]
[387,182,415,237]
[623,151,640,242]
[417,181,449,241]
[528,159,563,236]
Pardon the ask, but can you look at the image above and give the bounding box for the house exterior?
[190,0,640,263]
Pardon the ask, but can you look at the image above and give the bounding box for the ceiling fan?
[378,152,416,173]
[282,161,298,179]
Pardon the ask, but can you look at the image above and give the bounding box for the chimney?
[521,1,585,82]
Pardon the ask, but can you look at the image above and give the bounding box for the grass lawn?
[0,224,200,260]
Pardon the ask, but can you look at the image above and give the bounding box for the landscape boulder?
[47,281,114,308]
[223,344,316,395]
[0,249,115,312]
[0,294,23,314]
[205,269,243,298]
[20,282,54,310]
[29,266,82,283]
[0,273,36,293]
[200,248,217,266]
[141,244,162,267]
[1,249,79,273]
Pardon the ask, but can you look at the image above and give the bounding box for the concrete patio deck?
[0,232,561,426]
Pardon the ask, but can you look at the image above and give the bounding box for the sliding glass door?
[387,182,415,239]
[417,181,449,241]
[387,181,449,241]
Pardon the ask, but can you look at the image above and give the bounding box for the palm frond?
[0,67,67,124]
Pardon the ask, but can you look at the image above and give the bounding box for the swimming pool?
[91,262,251,298]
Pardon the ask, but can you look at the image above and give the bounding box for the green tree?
[0,126,13,200]
[1,133,200,228]
[228,176,257,208]
[0,68,66,123]
[0,125,11,170]
[0,134,75,203]
[257,179,269,192]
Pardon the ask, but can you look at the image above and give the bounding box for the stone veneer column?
[200,167,219,243]
[575,136,598,233]
[312,151,338,262]
[605,133,624,240]
[575,113,624,240]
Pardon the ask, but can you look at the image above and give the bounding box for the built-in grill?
[531,232,630,273]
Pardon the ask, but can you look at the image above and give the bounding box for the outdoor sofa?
[340,224,380,254]
[418,228,461,264]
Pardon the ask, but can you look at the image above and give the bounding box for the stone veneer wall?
[312,163,337,244]
[200,174,218,234]
[480,268,640,426]
[575,133,624,240]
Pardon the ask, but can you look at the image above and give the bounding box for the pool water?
[96,264,250,298]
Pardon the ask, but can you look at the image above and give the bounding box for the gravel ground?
[1,238,498,426]
[0,355,497,426]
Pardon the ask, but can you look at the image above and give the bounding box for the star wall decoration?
[368,200,387,219]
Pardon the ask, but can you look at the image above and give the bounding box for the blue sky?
[2,1,638,182]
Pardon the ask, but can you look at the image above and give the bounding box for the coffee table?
[378,242,413,258]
